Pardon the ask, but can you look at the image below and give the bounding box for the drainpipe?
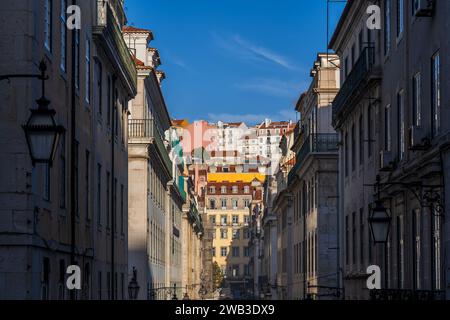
[69,0,77,301]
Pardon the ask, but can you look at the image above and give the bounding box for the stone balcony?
[129,119,173,178]
[93,0,137,97]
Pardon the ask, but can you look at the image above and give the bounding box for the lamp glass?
[23,108,63,164]
[369,203,391,243]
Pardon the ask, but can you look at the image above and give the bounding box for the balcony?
[332,47,380,127]
[129,119,172,177]
[93,0,137,96]
[288,133,339,185]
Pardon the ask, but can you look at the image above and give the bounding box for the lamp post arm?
[365,177,445,215]
[0,74,43,83]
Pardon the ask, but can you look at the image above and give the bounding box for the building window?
[209,215,216,225]
[221,186,227,194]
[384,0,391,55]
[212,247,216,257]
[75,29,80,90]
[107,76,111,126]
[243,228,250,239]
[358,29,363,53]
[60,0,67,71]
[221,199,227,209]
[220,229,228,239]
[44,0,53,52]
[232,247,240,257]
[412,72,421,126]
[232,229,240,240]
[58,261,66,299]
[344,132,349,176]
[413,208,421,290]
[359,114,364,165]
[74,141,79,216]
[106,171,110,229]
[244,265,250,276]
[244,186,250,194]
[121,273,124,300]
[220,247,227,257]
[209,186,215,194]
[232,185,238,194]
[352,212,356,265]
[351,44,356,66]
[232,265,240,277]
[397,215,405,289]
[120,184,124,235]
[98,271,102,300]
[360,209,364,265]
[209,198,216,209]
[431,51,440,137]
[41,257,50,300]
[385,105,392,151]
[244,199,250,208]
[107,272,111,300]
[232,215,239,225]
[244,246,249,257]
[114,178,117,232]
[85,37,91,103]
[344,56,349,78]
[345,216,349,265]
[367,104,373,157]
[85,150,90,221]
[397,0,404,37]
[95,59,103,116]
[433,211,442,290]
[351,124,356,171]
[59,134,66,208]
[232,199,238,209]
[397,90,405,160]
[97,164,102,226]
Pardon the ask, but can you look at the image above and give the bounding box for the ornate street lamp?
[22,61,64,166]
[368,200,391,244]
[128,267,140,300]
[367,175,392,290]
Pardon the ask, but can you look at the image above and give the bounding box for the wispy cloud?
[211,32,298,71]
[235,78,306,98]
[171,57,193,72]
[162,50,194,72]
[207,109,298,125]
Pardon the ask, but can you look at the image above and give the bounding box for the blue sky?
[125,0,345,124]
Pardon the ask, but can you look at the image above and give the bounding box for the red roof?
[133,56,145,66]
[259,121,292,129]
[122,26,152,34]
[122,26,154,42]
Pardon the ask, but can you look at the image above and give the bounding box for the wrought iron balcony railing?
[129,119,172,175]
[288,133,338,185]
[332,47,376,122]
[94,0,137,94]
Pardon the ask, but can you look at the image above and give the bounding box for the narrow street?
[0,0,449,304]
